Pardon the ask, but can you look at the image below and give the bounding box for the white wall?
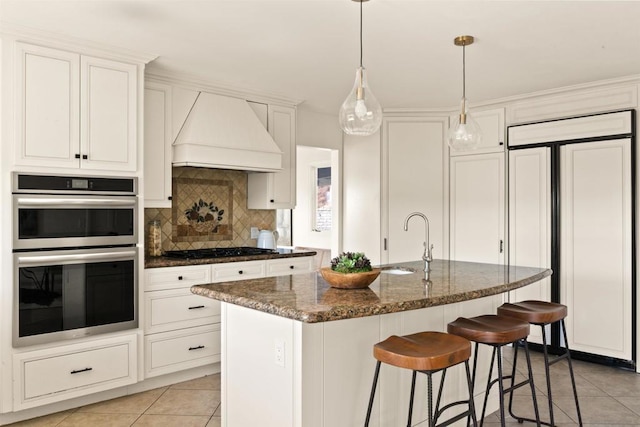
[292,146,333,249]
[296,106,342,150]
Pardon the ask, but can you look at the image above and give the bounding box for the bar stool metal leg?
[364,361,381,427]
[523,339,542,426]
[465,360,479,427]
[561,320,583,426]
[408,371,417,427]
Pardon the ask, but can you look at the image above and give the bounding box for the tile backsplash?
[144,167,275,254]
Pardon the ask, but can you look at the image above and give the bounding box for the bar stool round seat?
[374,331,471,371]
[497,300,567,325]
[365,331,477,427]
[447,314,530,344]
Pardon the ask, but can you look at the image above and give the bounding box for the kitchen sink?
[380,267,415,275]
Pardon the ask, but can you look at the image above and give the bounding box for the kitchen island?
[191,260,551,427]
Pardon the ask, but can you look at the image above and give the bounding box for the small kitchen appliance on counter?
[256,230,277,249]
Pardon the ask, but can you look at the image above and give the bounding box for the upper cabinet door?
[268,105,296,207]
[80,56,137,171]
[16,43,81,168]
[144,82,173,207]
[247,104,297,209]
[450,107,505,156]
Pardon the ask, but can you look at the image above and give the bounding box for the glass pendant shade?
[339,66,383,136]
[448,97,482,151]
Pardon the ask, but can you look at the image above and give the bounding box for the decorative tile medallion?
[172,176,233,241]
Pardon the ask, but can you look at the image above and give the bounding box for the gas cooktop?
[163,247,278,259]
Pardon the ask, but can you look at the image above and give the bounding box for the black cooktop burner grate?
[163,247,278,259]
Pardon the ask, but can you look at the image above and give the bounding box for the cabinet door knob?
[75,154,81,159]
[178,275,183,280]
[168,196,172,200]
[82,154,88,160]
[289,265,294,269]
[270,199,275,203]
[238,270,244,274]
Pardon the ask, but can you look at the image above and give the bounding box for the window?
[313,166,331,232]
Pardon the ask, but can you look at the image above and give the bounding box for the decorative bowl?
[320,267,381,289]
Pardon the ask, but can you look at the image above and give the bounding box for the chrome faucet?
[403,212,434,272]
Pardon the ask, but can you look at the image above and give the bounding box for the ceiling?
[2,0,640,114]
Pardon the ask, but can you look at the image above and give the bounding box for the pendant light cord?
[359,0,363,68]
[462,44,466,99]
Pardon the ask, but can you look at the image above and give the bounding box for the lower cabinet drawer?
[145,288,220,334]
[145,324,221,378]
[212,260,265,282]
[266,256,314,276]
[14,333,137,410]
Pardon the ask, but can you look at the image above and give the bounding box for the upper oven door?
[13,194,138,250]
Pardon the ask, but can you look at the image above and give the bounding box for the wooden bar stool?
[364,331,478,427]
[498,300,583,427]
[447,315,541,427]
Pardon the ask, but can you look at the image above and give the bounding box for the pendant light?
[448,35,482,151]
[339,0,382,136]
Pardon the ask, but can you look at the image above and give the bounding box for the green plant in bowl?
[330,252,372,273]
[322,252,379,289]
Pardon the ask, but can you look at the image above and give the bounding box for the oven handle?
[17,250,137,266]
[16,197,136,207]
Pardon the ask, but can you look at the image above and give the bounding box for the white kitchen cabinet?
[449,152,505,264]
[142,256,313,378]
[561,139,632,360]
[143,265,219,378]
[13,333,137,410]
[145,324,221,378]
[247,104,296,209]
[144,288,220,335]
[15,43,80,169]
[507,147,551,345]
[265,256,314,277]
[144,82,172,207]
[382,116,447,264]
[145,264,211,291]
[15,42,138,172]
[211,260,266,282]
[507,111,634,360]
[449,107,505,156]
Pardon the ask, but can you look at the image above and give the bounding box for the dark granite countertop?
[145,248,317,269]
[190,259,552,323]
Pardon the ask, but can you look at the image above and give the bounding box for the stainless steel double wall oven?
[13,173,138,347]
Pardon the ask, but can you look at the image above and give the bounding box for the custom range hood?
[172,92,282,172]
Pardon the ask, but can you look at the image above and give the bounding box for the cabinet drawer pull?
[238,270,243,274]
[189,345,205,351]
[70,367,93,375]
[188,305,205,310]
[178,276,183,280]
[289,265,295,269]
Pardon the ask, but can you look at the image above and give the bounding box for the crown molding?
[145,68,304,107]
[384,74,640,116]
[0,22,157,64]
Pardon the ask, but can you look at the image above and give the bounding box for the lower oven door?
[14,247,138,347]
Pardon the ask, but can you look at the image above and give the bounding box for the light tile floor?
[6,347,640,426]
